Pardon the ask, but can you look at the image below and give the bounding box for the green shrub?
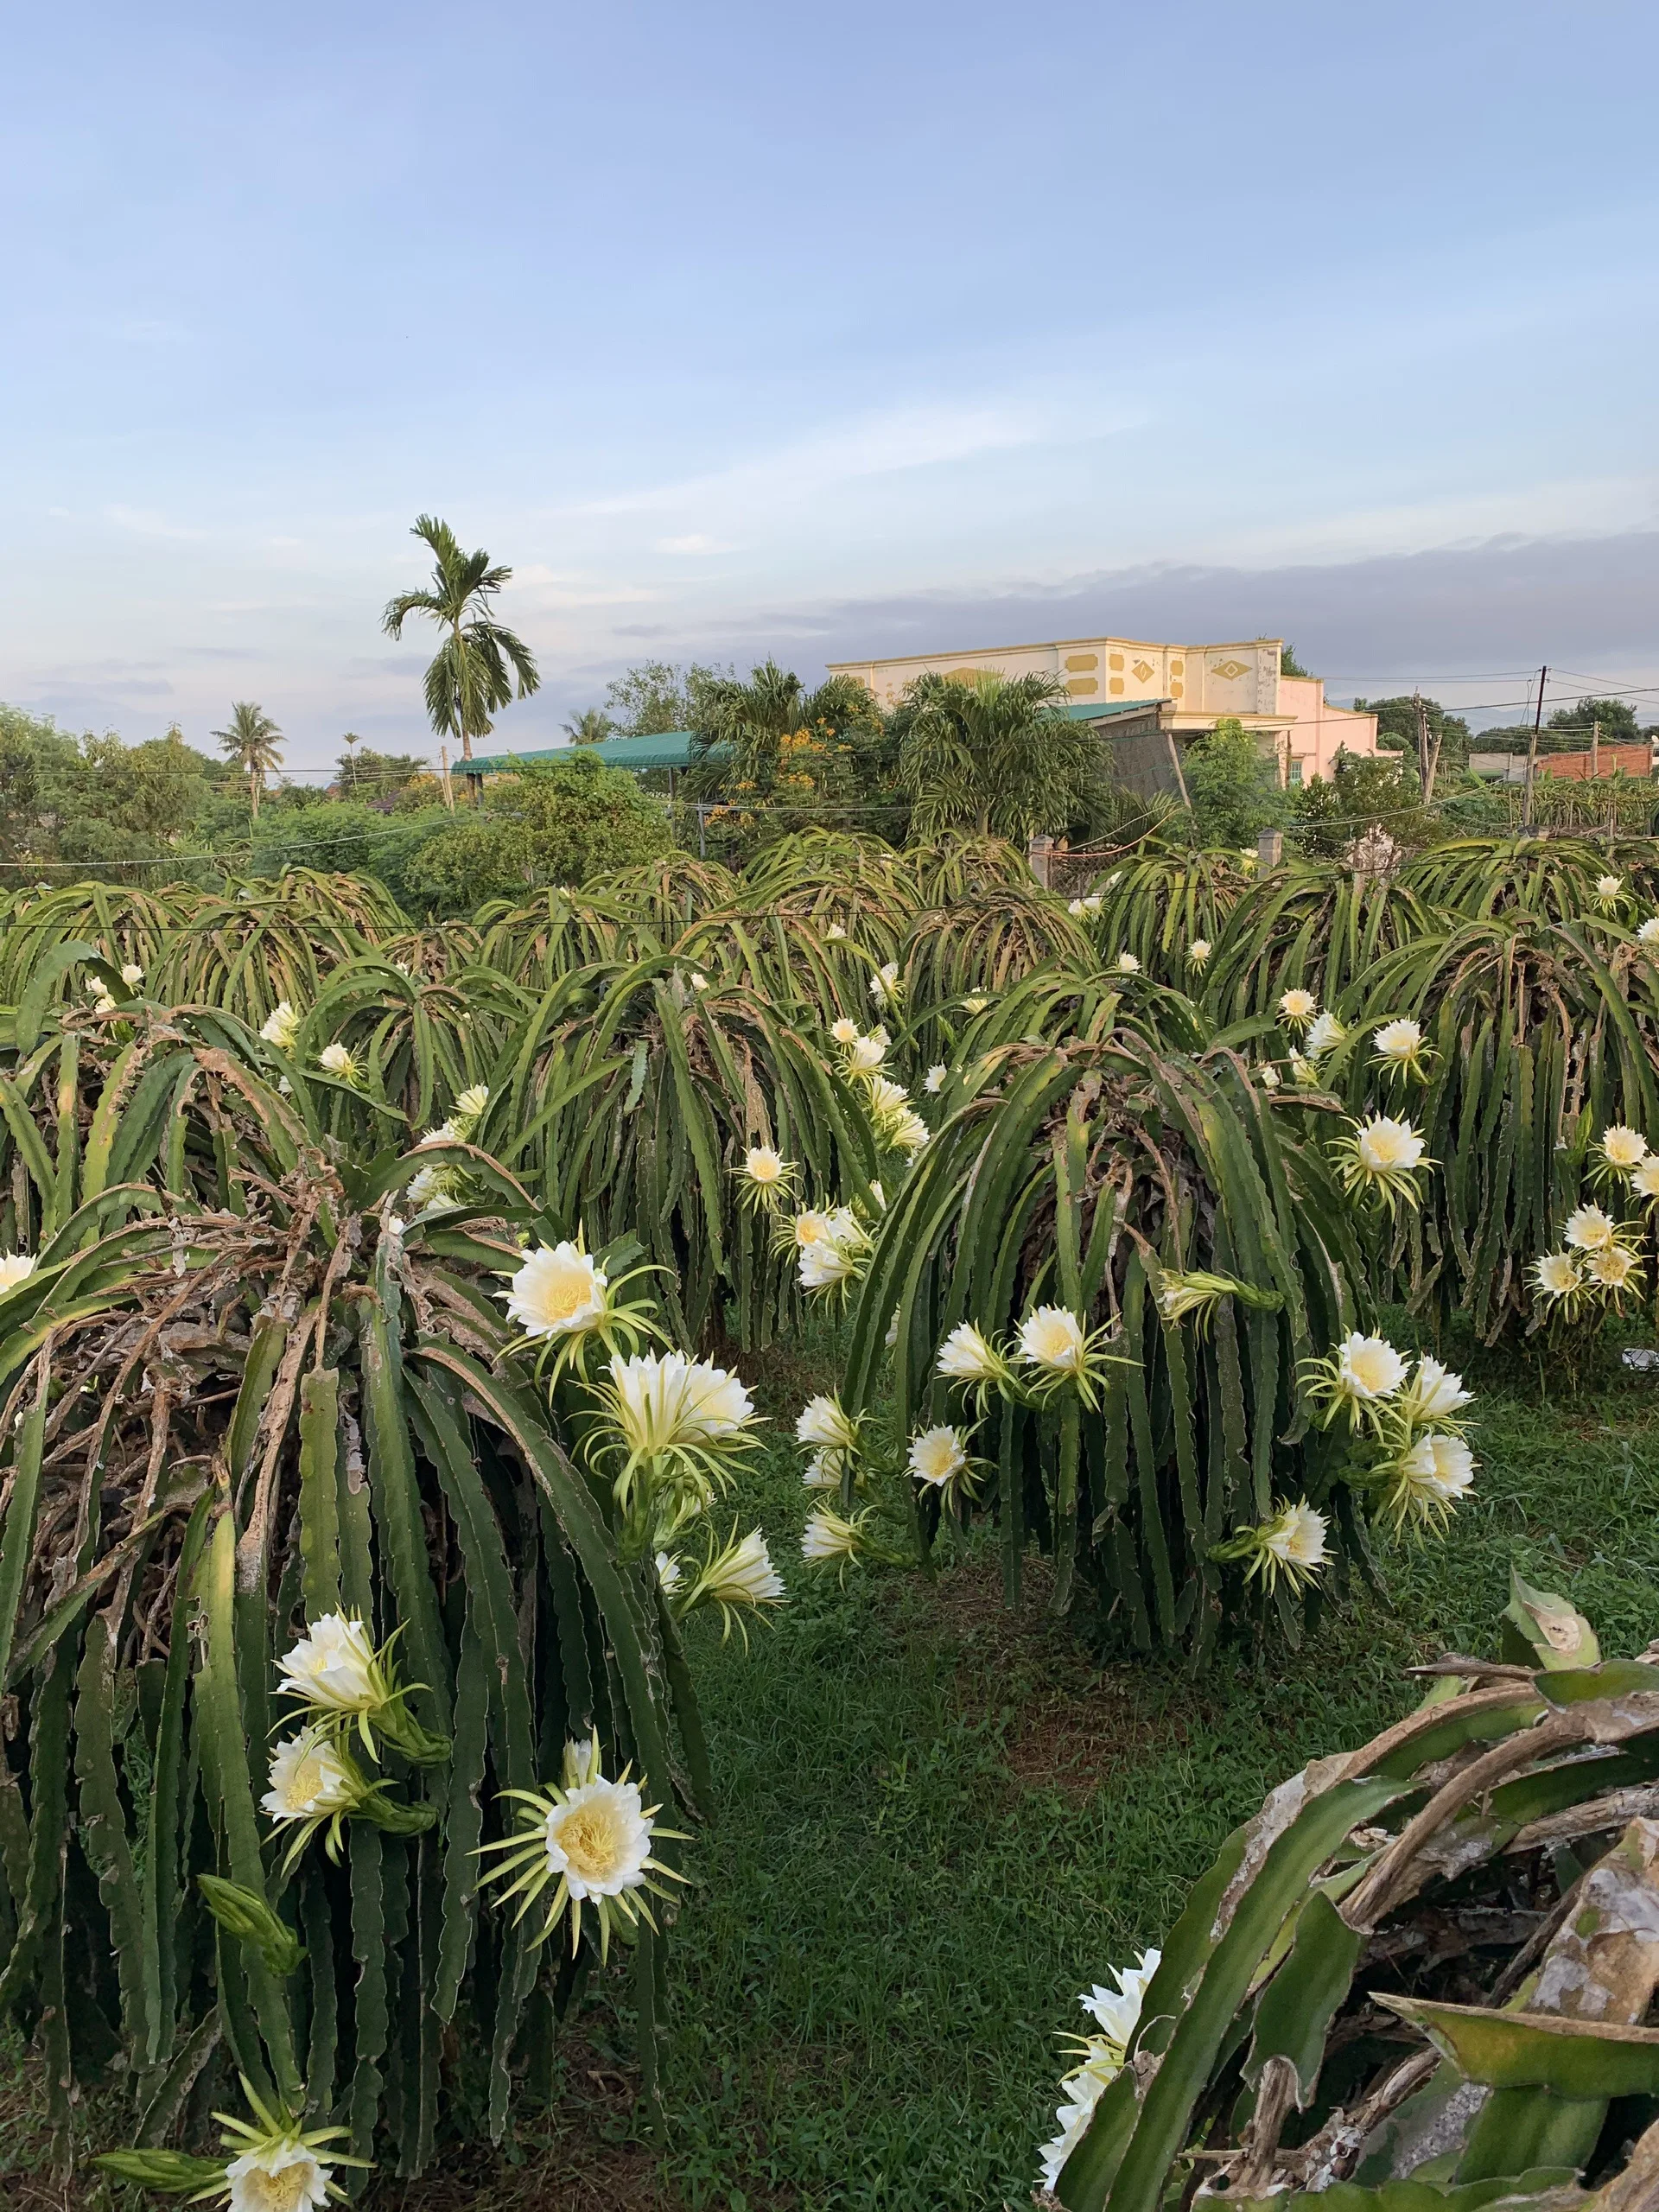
[406,754,671,912]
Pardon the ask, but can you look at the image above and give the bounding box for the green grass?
[648,1332,1659,2210]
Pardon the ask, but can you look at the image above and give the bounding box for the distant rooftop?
[462,729,704,775]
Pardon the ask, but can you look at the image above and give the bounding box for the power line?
[1328,669,1540,683]
[1539,668,1659,702]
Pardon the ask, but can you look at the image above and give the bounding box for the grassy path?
[652,1344,1659,2209]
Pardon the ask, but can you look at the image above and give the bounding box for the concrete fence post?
[1028,835,1055,888]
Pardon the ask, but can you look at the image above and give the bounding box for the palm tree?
[694,660,878,792]
[382,515,540,761]
[340,730,362,792]
[891,671,1099,841]
[213,701,284,819]
[563,708,615,747]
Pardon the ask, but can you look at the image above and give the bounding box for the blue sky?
[4,0,1658,768]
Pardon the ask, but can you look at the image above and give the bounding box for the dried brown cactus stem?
[1528,1815,1659,2023]
[1232,2053,1301,2197]
[1332,1678,1546,1788]
[1508,1785,1659,1859]
[1344,1713,1580,1930]
[1282,2046,1442,2194]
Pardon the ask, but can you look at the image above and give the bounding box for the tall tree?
[563,708,615,747]
[1548,695,1641,744]
[212,701,283,818]
[340,729,362,792]
[604,659,728,736]
[381,514,540,761]
[334,747,429,801]
[1291,747,1436,860]
[1183,715,1284,849]
[890,671,1098,842]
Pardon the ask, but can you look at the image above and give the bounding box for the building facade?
[827,633,1378,792]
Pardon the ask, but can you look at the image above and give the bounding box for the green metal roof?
[1061,697,1169,721]
[462,702,1154,776]
[463,729,711,775]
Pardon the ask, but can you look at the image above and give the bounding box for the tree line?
[5,508,1651,910]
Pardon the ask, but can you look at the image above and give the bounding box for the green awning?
[1061,697,1169,721]
[463,730,714,775]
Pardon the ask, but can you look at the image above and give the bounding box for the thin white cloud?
[574,393,1145,522]
[1197,476,1659,572]
[505,564,659,610]
[104,505,207,542]
[656,533,733,556]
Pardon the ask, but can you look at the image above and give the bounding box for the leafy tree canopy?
[1182,715,1285,850]
[248,798,455,907]
[404,752,670,912]
[1548,695,1642,742]
[0,709,227,880]
[1290,747,1437,860]
[334,746,430,800]
[889,671,1100,843]
[1353,695,1472,769]
[1470,699,1645,756]
[1279,642,1311,678]
[603,659,729,736]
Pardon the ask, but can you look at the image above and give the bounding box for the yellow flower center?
[555,1802,626,1884]
[1029,1319,1080,1367]
[240,2164,318,2212]
[281,1750,331,1814]
[1344,1344,1401,1395]
[539,1268,595,1321]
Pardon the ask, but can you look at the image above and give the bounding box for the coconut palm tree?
[212,701,284,819]
[382,515,540,761]
[563,708,615,747]
[891,670,1099,841]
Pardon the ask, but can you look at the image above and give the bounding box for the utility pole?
[1162,726,1192,811]
[1522,664,1547,830]
[1591,717,1600,781]
[1413,691,1445,805]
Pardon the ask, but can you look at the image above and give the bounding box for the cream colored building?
[828,633,1378,790]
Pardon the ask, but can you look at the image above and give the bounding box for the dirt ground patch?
[886,1554,1190,1798]
[361,2038,667,2210]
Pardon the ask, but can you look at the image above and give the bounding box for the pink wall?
[1278,677,1378,784]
